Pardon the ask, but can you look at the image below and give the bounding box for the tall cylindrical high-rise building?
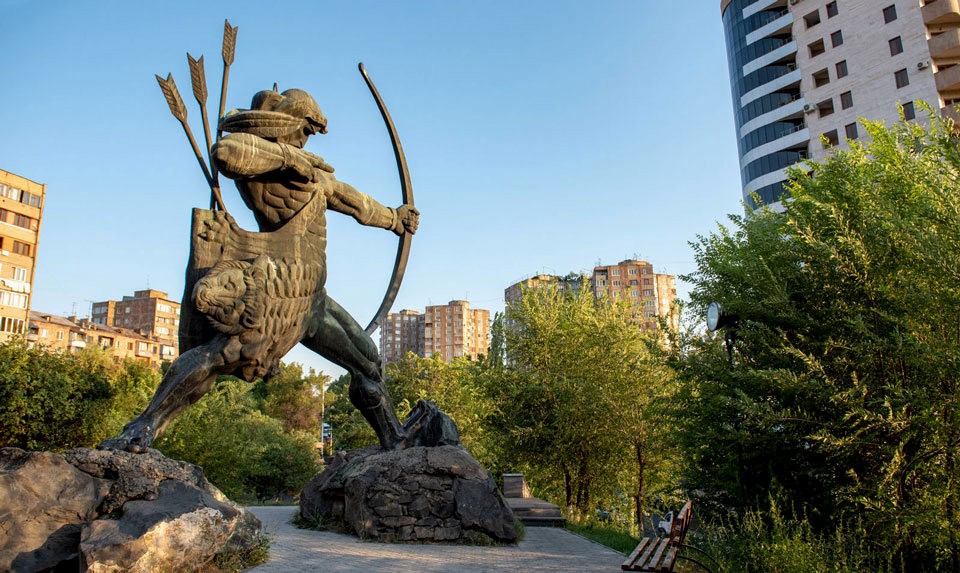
[721,0,950,210]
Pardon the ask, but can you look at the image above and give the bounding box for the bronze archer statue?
[100,27,418,453]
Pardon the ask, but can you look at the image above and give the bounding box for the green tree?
[0,340,159,451]
[323,374,377,451]
[490,282,677,524]
[253,362,327,434]
[677,110,960,570]
[156,377,319,501]
[385,353,497,467]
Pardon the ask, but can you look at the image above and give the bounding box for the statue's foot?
[400,400,461,448]
[98,420,155,453]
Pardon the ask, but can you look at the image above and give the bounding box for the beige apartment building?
[29,311,174,368]
[591,260,679,333]
[503,261,678,334]
[0,169,45,343]
[91,289,180,360]
[380,309,423,366]
[721,0,957,209]
[380,301,492,366]
[504,273,587,305]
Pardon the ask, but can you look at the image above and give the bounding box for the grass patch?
[566,521,640,554]
[206,535,270,572]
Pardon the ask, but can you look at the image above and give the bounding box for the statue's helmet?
[220,88,327,139]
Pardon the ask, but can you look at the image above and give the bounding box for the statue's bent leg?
[99,335,240,453]
[301,297,405,450]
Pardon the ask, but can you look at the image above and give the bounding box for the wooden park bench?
[621,501,719,572]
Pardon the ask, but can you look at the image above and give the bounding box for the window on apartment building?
[643,278,652,285]
[817,98,835,118]
[830,30,843,48]
[629,280,638,285]
[612,280,621,286]
[836,60,848,78]
[2,318,18,333]
[808,39,826,58]
[21,192,41,208]
[889,36,903,56]
[845,123,859,140]
[813,68,830,87]
[903,101,916,121]
[0,184,21,201]
[630,290,638,297]
[12,213,33,230]
[642,268,651,274]
[57,330,64,340]
[611,269,620,276]
[0,208,7,223]
[883,5,897,23]
[644,289,654,296]
[840,91,853,109]
[804,10,821,29]
[629,268,638,275]
[822,129,840,148]
[12,267,26,281]
[894,68,909,89]
[826,1,838,18]
[11,241,30,257]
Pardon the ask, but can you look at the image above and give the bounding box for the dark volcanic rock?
[300,445,517,544]
[0,447,262,573]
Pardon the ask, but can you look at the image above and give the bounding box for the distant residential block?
[504,273,587,305]
[91,289,180,360]
[505,259,679,335]
[0,169,45,343]
[380,300,491,366]
[380,309,423,366]
[592,259,678,333]
[29,311,175,367]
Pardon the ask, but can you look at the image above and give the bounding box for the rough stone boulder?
[0,447,262,572]
[300,444,517,544]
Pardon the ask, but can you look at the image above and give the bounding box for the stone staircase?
[502,473,566,527]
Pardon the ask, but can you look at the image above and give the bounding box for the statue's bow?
[359,63,415,335]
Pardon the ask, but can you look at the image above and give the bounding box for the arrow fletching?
[222,20,238,66]
[156,73,187,123]
[187,53,208,103]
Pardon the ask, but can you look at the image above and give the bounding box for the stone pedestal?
[0,447,262,572]
[300,445,517,544]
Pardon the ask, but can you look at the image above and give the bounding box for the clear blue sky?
[1,0,743,377]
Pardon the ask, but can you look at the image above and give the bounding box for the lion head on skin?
[193,255,271,334]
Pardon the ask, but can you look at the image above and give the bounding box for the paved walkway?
[246,506,626,572]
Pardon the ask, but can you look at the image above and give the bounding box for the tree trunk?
[634,441,645,531]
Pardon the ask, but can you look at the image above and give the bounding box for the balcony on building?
[942,103,960,123]
[923,0,960,33]
[746,9,793,45]
[929,28,960,64]
[936,63,960,94]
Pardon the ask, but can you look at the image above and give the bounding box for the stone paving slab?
[246,506,625,572]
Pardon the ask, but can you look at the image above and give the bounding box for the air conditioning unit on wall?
[803,103,816,113]
[918,60,931,70]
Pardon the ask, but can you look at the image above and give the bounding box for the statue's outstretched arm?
[327,181,418,236]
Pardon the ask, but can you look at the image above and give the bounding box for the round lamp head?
[706,301,722,331]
